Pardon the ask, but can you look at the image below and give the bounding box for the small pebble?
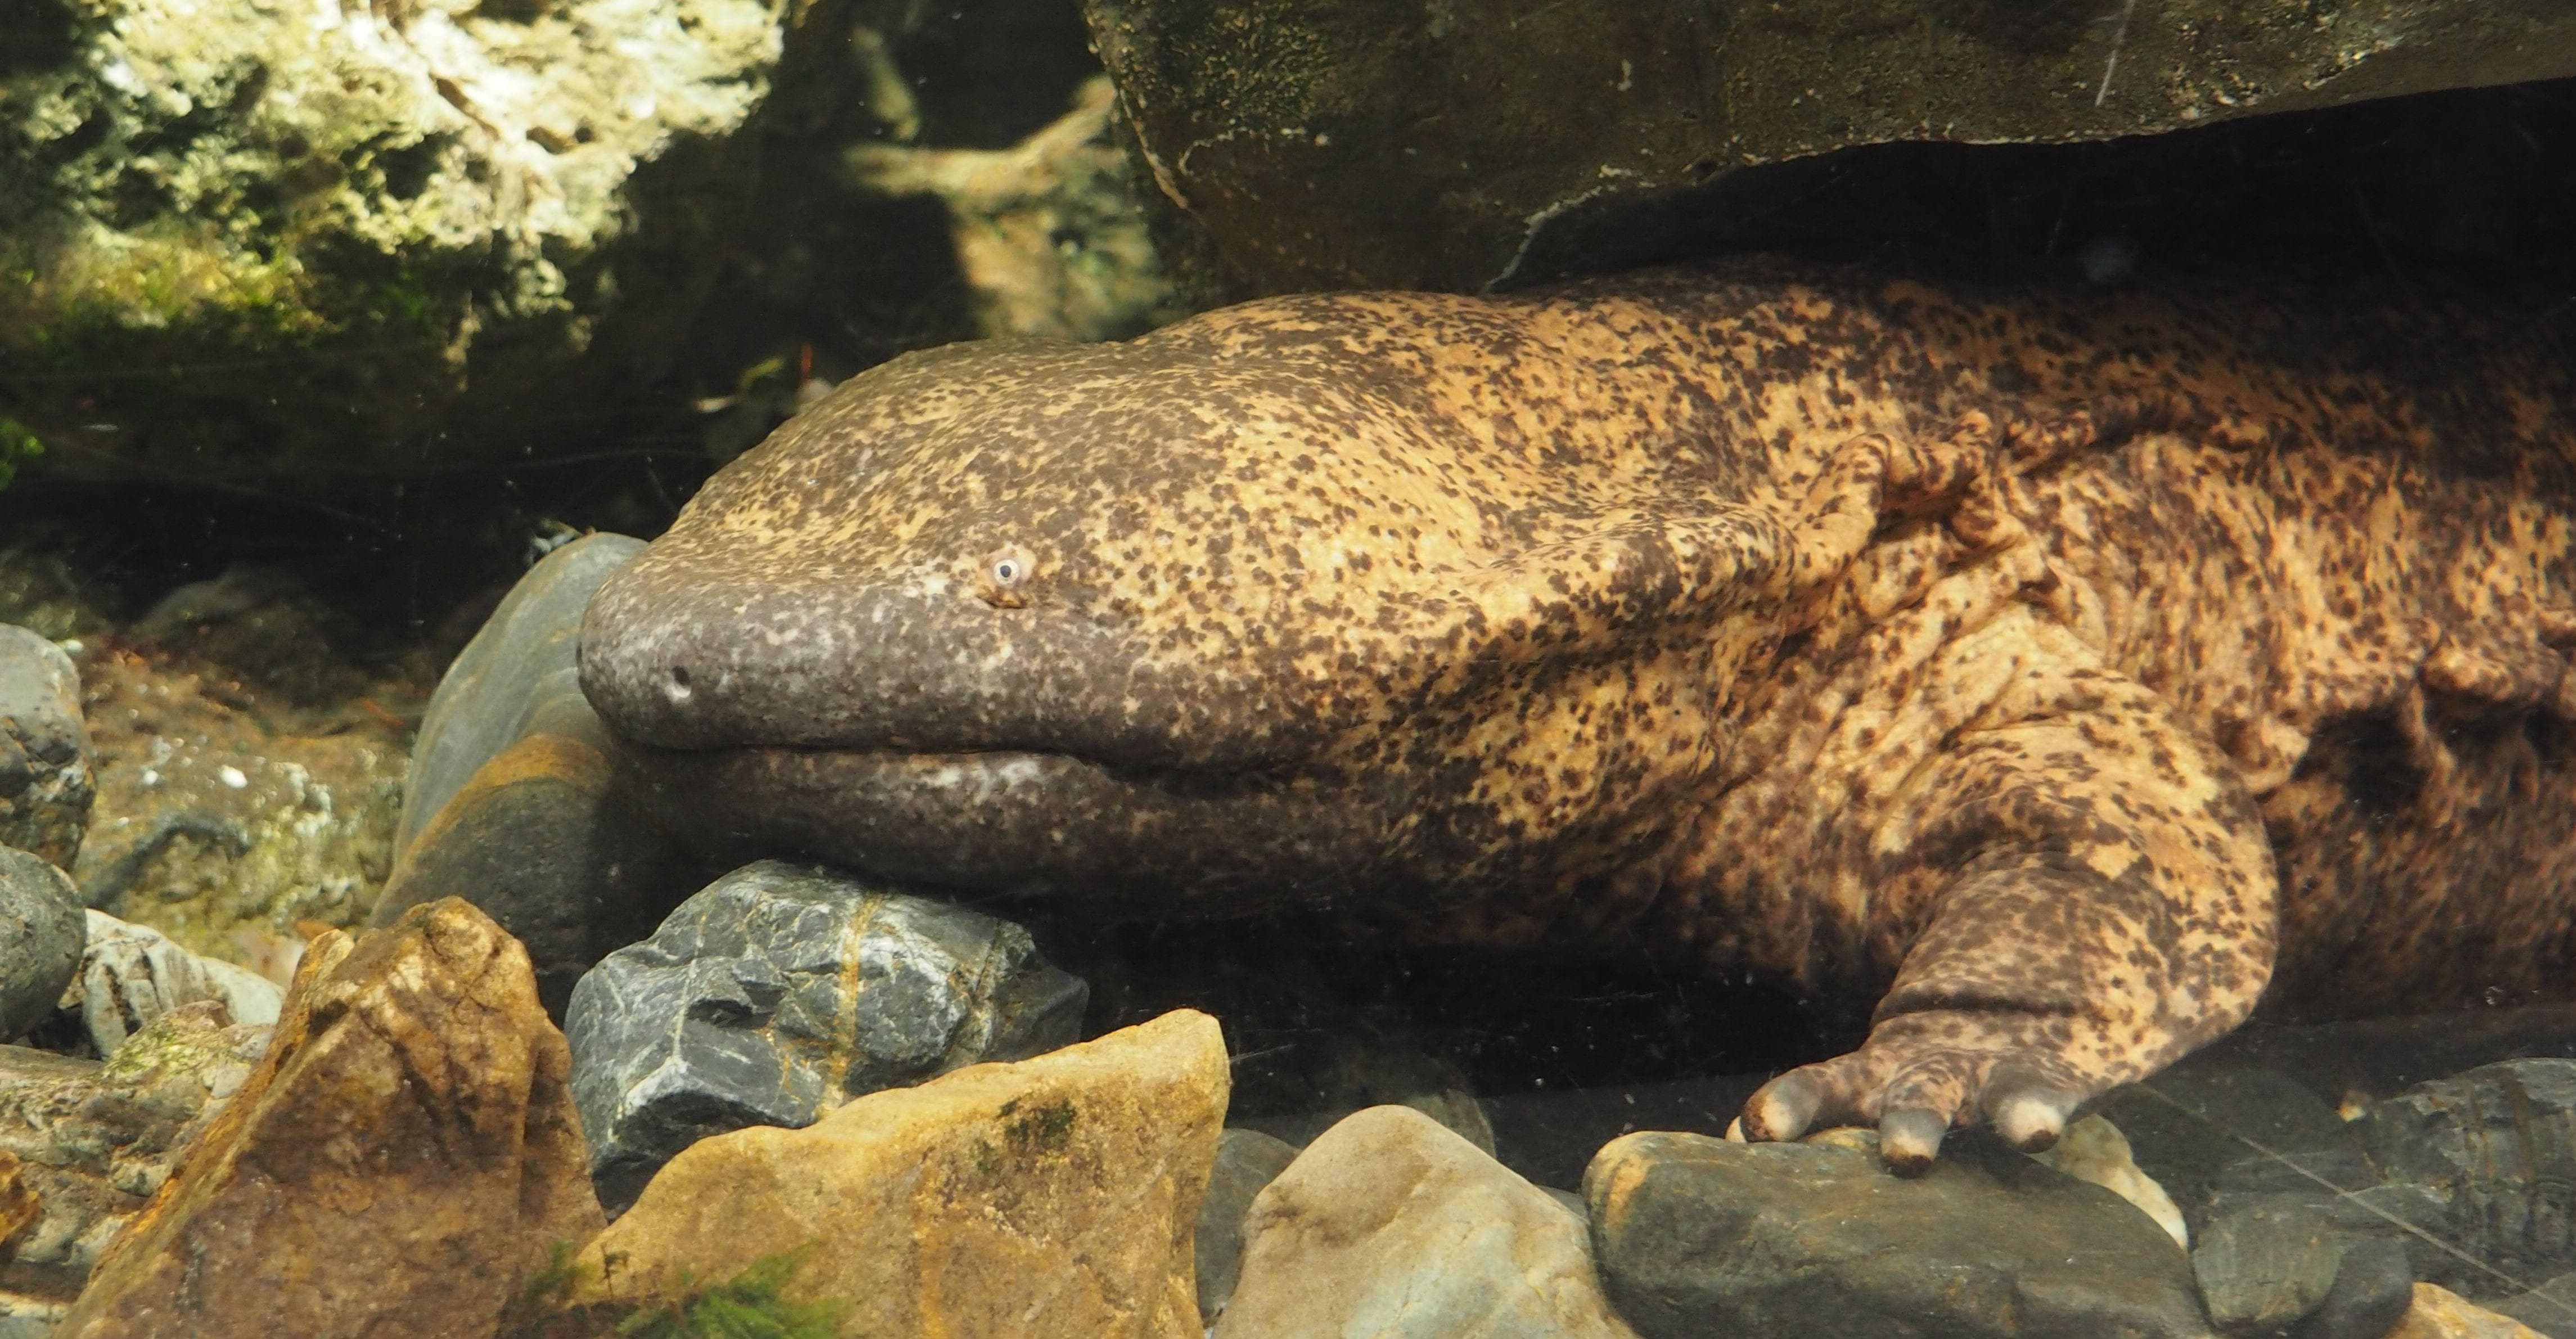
[216,766,247,789]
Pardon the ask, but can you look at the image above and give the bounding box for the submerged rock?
[0,0,792,485]
[373,532,679,1012]
[1586,1129,2207,1339]
[1215,1105,1640,1339]
[1086,0,2576,294]
[2358,1060,2576,1296]
[1194,1128,1298,1322]
[0,626,91,870]
[0,848,81,1042]
[563,1008,1226,1339]
[566,860,1089,1213]
[71,911,282,1058]
[55,899,603,1339]
[0,1002,267,1323]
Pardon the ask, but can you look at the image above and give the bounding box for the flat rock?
[0,626,91,869]
[71,911,282,1057]
[55,898,604,1339]
[1215,1105,1640,1339]
[562,1008,1227,1339]
[0,1003,268,1321]
[376,533,680,1014]
[565,859,1088,1213]
[0,849,82,1041]
[1586,1129,2210,1339]
[1194,1128,1298,1321]
[1087,0,2576,294]
[2358,1060,2576,1295]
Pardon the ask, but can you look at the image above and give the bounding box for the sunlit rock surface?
[0,0,790,482]
[55,899,602,1339]
[569,1008,1225,1339]
[567,860,1089,1214]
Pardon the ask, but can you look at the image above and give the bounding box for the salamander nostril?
[665,665,693,705]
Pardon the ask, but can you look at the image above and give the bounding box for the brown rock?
[0,1002,268,1320]
[55,897,604,1339]
[567,1008,1228,1339]
[0,1152,35,1262]
[2389,1285,2552,1339]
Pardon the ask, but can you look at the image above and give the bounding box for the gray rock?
[1195,1127,1299,1321]
[1213,1105,1640,1339]
[0,626,91,869]
[2103,1062,2370,1238]
[375,533,684,1015]
[2494,1272,2576,1337]
[1586,1129,2210,1339]
[2358,1060,2576,1296]
[396,533,646,854]
[1088,0,2576,295]
[0,849,82,1042]
[565,860,1088,1213]
[72,910,282,1057]
[2192,1195,2419,1338]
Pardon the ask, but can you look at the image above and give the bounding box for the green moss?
[0,418,39,491]
[502,1241,851,1339]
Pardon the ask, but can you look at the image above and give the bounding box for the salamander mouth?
[615,742,1389,916]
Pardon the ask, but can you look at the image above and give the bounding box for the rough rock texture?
[2393,1286,2555,1339]
[567,1008,1226,1339]
[2192,1198,2418,1339]
[1214,1105,1640,1339]
[0,1003,267,1323]
[0,849,81,1041]
[1194,1128,1298,1322]
[0,0,794,484]
[1085,0,2576,293]
[54,898,604,1339]
[1586,1129,2208,1338]
[73,911,282,1057]
[2494,1273,2576,1337]
[849,75,1187,343]
[372,532,678,1010]
[2358,1060,2576,1296]
[70,639,412,967]
[567,859,1089,1213]
[0,626,91,869]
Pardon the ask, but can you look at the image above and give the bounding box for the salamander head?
[579,292,1785,921]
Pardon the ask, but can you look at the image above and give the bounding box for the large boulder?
[1085,0,2576,294]
[0,0,788,484]
[559,1008,1228,1339]
[54,898,604,1339]
[0,848,80,1041]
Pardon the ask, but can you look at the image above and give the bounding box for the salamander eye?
[976,548,1036,608]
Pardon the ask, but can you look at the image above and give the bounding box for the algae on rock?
[0,0,793,483]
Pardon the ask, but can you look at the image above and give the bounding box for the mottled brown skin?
[578,260,2576,1170]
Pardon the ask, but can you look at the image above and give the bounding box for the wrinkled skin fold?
[579,260,2576,1170]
